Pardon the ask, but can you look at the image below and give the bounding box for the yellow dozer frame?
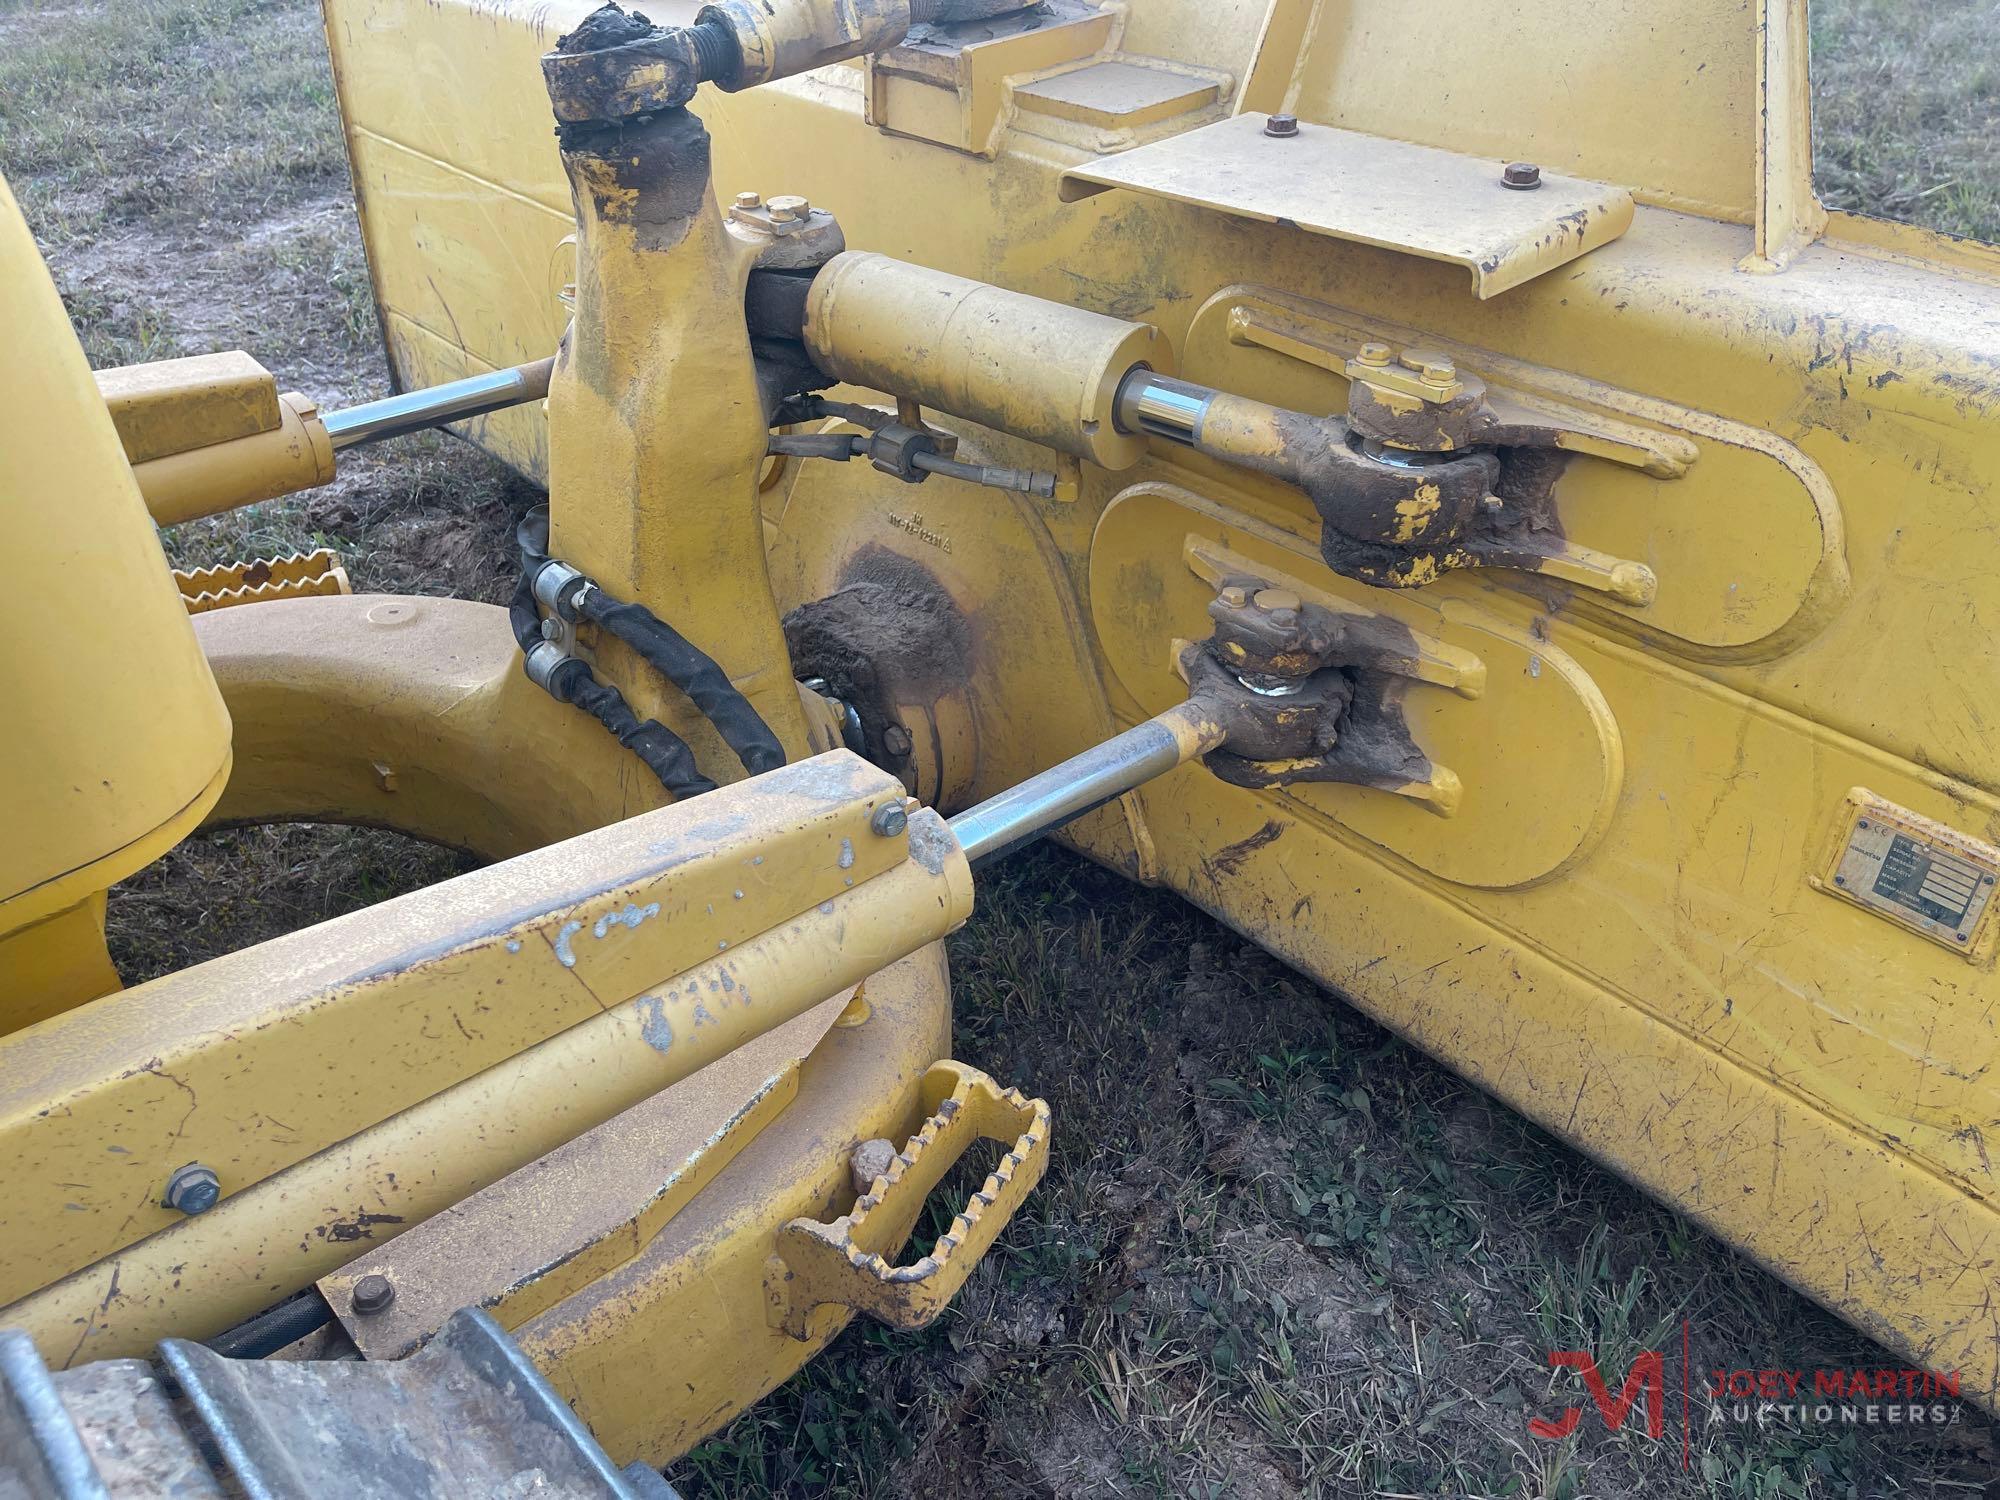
[4,0,2000,1483]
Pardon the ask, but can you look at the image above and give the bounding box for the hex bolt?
[1218,585,1250,608]
[1355,342,1394,367]
[1502,161,1543,191]
[767,194,810,222]
[734,190,762,209]
[1263,112,1300,138]
[882,724,914,758]
[1400,348,1456,387]
[1255,589,1301,630]
[351,1274,396,1316]
[870,801,909,838]
[161,1163,220,1216]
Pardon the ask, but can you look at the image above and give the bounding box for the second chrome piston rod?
[947,697,1230,866]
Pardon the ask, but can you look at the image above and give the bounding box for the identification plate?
[1819,790,2000,957]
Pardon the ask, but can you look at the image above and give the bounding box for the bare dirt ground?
[7,0,2000,1493]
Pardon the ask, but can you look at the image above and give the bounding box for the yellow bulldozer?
[3,0,1998,1489]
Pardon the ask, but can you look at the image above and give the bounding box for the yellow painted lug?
[95,350,282,465]
[544,106,811,763]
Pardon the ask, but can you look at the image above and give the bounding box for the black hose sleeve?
[560,669,718,800]
[575,588,787,776]
[206,1289,334,1359]
[510,565,544,653]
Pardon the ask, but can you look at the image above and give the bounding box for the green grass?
[1812,0,2000,242]
[6,0,2000,1494]
[0,0,346,251]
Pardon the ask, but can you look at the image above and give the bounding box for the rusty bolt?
[1263,112,1300,139]
[1399,348,1456,386]
[1255,589,1301,630]
[351,1274,396,1316]
[850,1137,899,1197]
[161,1163,220,1216]
[1355,342,1393,367]
[870,800,909,838]
[1501,161,1542,191]
[1218,585,1250,609]
[734,190,762,209]
[882,724,914,758]
[767,194,810,222]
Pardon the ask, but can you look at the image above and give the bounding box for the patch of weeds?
[0,0,349,250]
[106,824,475,983]
[1812,0,2000,241]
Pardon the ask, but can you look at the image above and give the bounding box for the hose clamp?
[524,640,572,692]
[532,559,588,619]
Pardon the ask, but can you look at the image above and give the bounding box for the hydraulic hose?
[509,566,545,654]
[559,669,720,800]
[570,587,787,776]
[511,507,785,784]
[511,555,717,801]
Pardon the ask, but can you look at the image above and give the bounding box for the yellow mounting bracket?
[1227,304,1697,480]
[1184,537,1484,699]
[768,1061,1050,1338]
[1182,536,1475,816]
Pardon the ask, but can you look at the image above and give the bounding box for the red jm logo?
[1530,1350,1667,1440]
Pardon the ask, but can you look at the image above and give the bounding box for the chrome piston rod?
[1114,368,1217,443]
[321,357,556,451]
[947,698,1229,866]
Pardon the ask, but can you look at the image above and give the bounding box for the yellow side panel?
[319,0,2000,1402]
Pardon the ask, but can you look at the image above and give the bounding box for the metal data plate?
[1058,113,1634,299]
[1819,790,2000,957]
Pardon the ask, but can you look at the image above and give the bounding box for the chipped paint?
[838,837,855,870]
[636,994,675,1053]
[592,901,662,940]
[553,920,585,968]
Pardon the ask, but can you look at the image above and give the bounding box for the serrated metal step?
[172,549,351,615]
